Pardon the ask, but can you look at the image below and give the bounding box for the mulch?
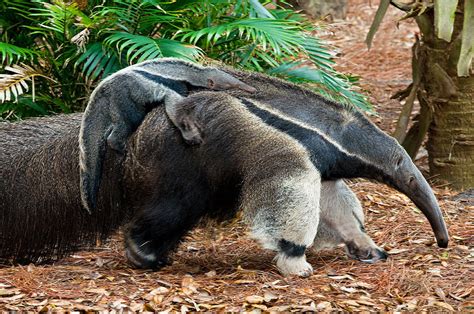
[1,0,472,311]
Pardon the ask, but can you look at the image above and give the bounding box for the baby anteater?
[79,58,256,213]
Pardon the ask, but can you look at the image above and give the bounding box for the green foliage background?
[0,0,370,120]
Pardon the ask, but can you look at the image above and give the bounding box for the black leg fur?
[124,175,213,269]
[125,201,198,268]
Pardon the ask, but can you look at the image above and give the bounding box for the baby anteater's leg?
[244,171,321,277]
[106,123,133,154]
[313,180,387,263]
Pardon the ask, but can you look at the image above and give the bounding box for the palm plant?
[0,0,370,120]
[366,0,474,188]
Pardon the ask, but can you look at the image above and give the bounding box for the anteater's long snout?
[239,83,257,93]
[393,158,449,248]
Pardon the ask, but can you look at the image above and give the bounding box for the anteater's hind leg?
[313,180,387,263]
[124,193,209,269]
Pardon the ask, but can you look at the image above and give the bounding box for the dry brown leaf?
[148,286,170,296]
[316,301,332,311]
[210,304,228,309]
[340,286,358,293]
[181,275,199,295]
[433,301,455,311]
[263,291,278,303]
[26,299,48,307]
[234,280,255,284]
[295,304,317,311]
[251,303,268,310]
[301,298,314,304]
[342,299,359,306]
[86,288,110,296]
[327,274,355,280]
[434,287,446,300]
[349,281,374,290]
[153,294,164,304]
[357,298,376,306]
[457,287,472,298]
[296,287,314,295]
[129,301,144,311]
[172,296,184,303]
[387,248,410,255]
[143,303,155,311]
[0,294,25,301]
[50,299,72,307]
[267,305,291,311]
[245,295,264,304]
[205,270,216,277]
[0,289,17,297]
[197,303,212,310]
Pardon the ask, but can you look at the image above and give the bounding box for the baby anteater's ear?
[207,78,215,89]
[177,115,204,145]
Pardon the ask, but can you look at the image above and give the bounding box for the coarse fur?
[0,114,127,263]
[79,58,256,213]
[0,109,382,272]
[196,67,449,248]
[1,94,321,276]
[1,67,449,268]
[124,92,321,276]
[313,180,387,262]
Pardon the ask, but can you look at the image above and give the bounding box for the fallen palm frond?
[0,64,54,103]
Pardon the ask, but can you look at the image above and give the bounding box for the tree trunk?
[414,10,474,189]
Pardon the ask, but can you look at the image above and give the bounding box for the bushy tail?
[0,119,128,264]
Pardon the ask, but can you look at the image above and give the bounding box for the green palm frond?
[268,62,371,111]
[75,42,121,82]
[98,0,175,35]
[0,0,36,21]
[181,19,304,56]
[30,1,77,40]
[301,36,335,71]
[98,0,143,33]
[0,64,53,103]
[248,0,274,18]
[104,32,203,64]
[0,43,37,63]
[1,0,373,119]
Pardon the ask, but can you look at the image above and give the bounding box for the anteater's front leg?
[244,171,321,277]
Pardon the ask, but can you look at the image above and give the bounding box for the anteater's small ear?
[207,78,215,89]
[179,117,204,146]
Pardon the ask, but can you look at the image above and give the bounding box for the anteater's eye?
[396,156,403,167]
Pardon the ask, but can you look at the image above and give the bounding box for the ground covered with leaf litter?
[1,0,473,311]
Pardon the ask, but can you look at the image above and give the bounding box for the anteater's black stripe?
[133,69,189,97]
[239,98,381,181]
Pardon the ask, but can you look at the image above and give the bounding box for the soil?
[0,1,472,311]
